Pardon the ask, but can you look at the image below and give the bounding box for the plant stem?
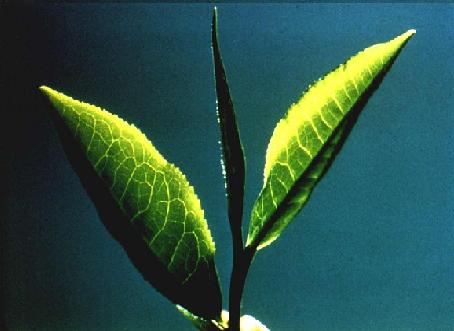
[228,241,254,331]
[228,221,243,331]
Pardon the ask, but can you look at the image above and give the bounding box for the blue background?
[2,3,454,331]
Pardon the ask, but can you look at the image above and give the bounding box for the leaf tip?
[39,85,53,96]
[395,29,416,44]
[212,6,218,27]
[402,29,416,40]
[39,85,64,105]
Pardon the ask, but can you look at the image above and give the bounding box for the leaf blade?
[40,86,222,318]
[247,30,416,250]
[212,7,246,232]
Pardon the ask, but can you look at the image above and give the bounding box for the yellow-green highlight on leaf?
[246,29,416,251]
[39,86,221,319]
[177,305,229,331]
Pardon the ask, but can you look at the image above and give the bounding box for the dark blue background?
[2,3,454,330]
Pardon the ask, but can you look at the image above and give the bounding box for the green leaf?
[40,86,222,319]
[246,29,416,251]
[211,7,246,233]
[177,305,228,331]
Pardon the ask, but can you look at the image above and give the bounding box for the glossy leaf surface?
[40,86,222,318]
[247,30,416,250]
[212,7,246,233]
